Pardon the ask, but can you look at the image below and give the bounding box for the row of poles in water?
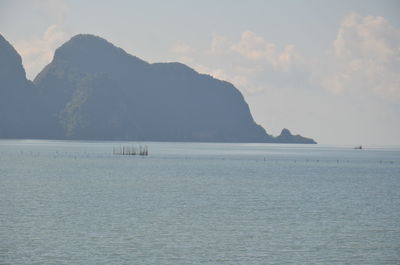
[113,145,149,156]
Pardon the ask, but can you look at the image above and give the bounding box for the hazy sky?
[1,0,399,145]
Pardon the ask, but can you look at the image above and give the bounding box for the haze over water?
[1,140,399,264]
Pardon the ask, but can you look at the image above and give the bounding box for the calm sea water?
[0,140,399,264]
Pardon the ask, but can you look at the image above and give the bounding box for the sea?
[0,140,399,264]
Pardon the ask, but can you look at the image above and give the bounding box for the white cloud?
[209,31,301,71]
[172,31,301,95]
[318,13,400,99]
[167,14,399,145]
[7,0,70,79]
[171,15,400,102]
[209,34,231,55]
[172,43,196,54]
[33,0,69,23]
[15,24,69,80]
[231,31,300,71]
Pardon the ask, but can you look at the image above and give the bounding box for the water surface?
[0,140,399,264]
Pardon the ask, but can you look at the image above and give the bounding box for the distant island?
[0,34,316,144]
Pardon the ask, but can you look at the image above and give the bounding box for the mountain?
[0,34,43,138]
[275,128,315,143]
[1,34,316,143]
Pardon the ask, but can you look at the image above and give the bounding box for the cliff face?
[0,35,26,82]
[0,34,41,138]
[1,34,316,143]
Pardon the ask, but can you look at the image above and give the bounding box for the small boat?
[354,145,362,149]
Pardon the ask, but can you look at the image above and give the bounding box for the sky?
[1,0,399,146]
